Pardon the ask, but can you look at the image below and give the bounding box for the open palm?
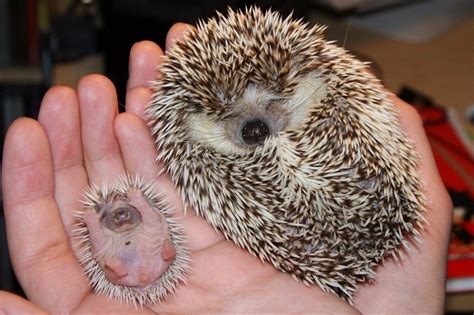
[1,23,451,314]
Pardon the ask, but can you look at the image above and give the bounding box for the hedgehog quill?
[77,7,426,305]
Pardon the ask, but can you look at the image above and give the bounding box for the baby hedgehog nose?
[241,119,270,146]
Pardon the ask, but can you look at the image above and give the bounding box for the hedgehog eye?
[241,119,270,146]
[101,206,142,232]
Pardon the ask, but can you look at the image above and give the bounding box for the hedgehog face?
[76,177,190,305]
[148,7,425,302]
[187,74,327,155]
[99,201,143,233]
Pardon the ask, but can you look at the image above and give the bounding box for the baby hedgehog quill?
[148,7,426,302]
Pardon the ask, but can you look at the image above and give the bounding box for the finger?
[126,41,162,120]
[126,25,196,118]
[165,22,195,51]
[390,94,451,225]
[38,86,89,237]
[355,95,452,313]
[114,113,163,178]
[391,94,452,268]
[127,40,163,90]
[78,74,126,184]
[114,113,224,251]
[0,291,48,314]
[2,118,89,313]
[125,86,153,121]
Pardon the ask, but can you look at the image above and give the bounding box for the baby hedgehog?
[75,176,189,305]
[147,7,426,302]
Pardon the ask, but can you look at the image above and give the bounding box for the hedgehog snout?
[240,118,270,145]
[187,84,289,154]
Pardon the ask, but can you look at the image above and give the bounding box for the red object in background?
[448,225,474,279]
[422,107,474,200]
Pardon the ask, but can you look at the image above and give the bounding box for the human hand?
[1,23,451,314]
[353,92,452,313]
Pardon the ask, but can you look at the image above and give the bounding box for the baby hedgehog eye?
[241,119,270,146]
[101,206,142,232]
[114,208,132,225]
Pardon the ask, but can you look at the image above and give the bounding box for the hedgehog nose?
[241,119,270,146]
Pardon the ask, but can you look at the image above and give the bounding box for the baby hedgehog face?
[75,176,190,305]
[148,7,425,301]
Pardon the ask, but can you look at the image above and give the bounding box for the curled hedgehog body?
[75,176,190,305]
[77,7,426,305]
[147,7,425,302]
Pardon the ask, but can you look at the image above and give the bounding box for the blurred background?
[0,0,473,312]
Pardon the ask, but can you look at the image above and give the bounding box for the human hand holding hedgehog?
[1,8,452,314]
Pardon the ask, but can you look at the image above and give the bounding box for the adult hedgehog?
[147,6,426,303]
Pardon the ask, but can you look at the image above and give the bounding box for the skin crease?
[1,22,452,314]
